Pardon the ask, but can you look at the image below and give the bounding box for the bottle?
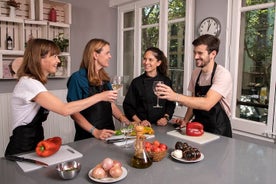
[131,126,152,169]
[259,87,267,104]
[7,36,13,50]
[49,8,57,22]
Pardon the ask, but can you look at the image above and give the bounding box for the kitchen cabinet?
[0,0,71,79]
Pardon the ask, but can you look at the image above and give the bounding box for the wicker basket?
[148,150,167,162]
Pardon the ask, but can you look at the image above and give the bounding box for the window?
[167,0,185,93]
[230,0,276,138]
[141,3,160,54]
[122,10,135,95]
[117,0,194,102]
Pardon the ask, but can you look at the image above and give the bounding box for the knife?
[5,155,48,167]
[106,137,135,144]
[175,127,186,135]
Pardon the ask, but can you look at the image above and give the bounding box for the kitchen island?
[1,124,275,184]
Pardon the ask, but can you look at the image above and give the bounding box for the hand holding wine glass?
[153,81,164,108]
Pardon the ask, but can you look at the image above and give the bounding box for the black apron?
[142,76,166,124]
[74,82,114,141]
[193,63,232,137]
[5,107,49,156]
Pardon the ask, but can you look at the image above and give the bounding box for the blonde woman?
[67,38,130,141]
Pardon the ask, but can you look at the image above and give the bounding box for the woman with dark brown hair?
[67,38,130,141]
[123,47,175,126]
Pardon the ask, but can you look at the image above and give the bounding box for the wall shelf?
[0,0,35,20]
[0,0,71,79]
[36,0,71,24]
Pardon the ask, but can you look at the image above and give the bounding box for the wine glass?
[120,123,133,148]
[111,76,123,90]
[152,81,164,108]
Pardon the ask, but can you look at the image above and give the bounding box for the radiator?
[0,90,75,157]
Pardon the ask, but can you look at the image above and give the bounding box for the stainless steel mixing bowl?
[56,160,81,180]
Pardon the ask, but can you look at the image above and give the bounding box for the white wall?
[62,0,118,78]
[195,0,228,67]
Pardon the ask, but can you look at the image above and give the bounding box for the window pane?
[124,11,134,28]
[141,26,159,54]
[168,0,185,20]
[168,22,184,93]
[237,7,274,123]
[142,4,159,25]
[123,30,134,95]
[141,26,159,69]
[242,0,275,6]
[169,70,184,93]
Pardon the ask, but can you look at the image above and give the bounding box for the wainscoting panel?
[0,90,75,157]
[0,93,12,157]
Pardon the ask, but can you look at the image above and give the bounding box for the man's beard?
[196,59,210,68]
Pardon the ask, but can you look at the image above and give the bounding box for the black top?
[123,73,175,124]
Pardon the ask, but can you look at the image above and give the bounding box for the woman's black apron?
[5,107,49,156]
[193,63,232,137]
[142,75,166,124]
[74,82,114,141]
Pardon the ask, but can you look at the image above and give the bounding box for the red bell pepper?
[186,122,204,136]
[35,137,62,157]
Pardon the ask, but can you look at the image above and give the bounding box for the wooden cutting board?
[167,128,220,145]
[16,145,83,172]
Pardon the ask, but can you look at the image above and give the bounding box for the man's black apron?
[193,63,232,137]
[74,82,114,141]
[5,107,49,156]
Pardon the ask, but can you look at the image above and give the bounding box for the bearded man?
[157,34,233,137]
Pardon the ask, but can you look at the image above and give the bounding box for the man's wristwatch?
[163,114,170,121]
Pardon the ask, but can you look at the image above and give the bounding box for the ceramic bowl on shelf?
[56,160,81,180]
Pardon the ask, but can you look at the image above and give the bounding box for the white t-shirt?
[188,64,232,117]
[11,77,47,130]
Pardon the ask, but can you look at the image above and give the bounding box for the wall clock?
[198,17,221,37]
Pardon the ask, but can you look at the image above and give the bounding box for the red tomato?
[152,147,161,153]
[145,142,152,148]
[153,140,160,147]
[159,143,167,151]
[146,147,151,152]
[151,145,158,152]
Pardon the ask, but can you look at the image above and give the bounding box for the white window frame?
[116,0,195,117]
[229,0,276,141]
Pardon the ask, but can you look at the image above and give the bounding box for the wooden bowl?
[148,150,167,162]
